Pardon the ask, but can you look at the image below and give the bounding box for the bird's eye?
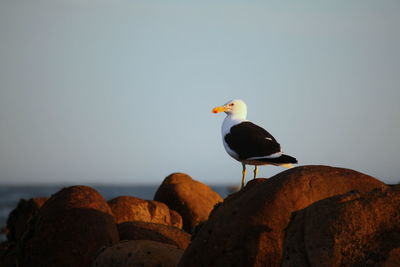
[229,103,234,106]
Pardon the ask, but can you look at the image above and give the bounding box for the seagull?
[212,99,297,188]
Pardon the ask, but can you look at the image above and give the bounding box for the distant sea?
[0,184,232,241]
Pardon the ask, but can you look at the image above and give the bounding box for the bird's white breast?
[221,116,246,161]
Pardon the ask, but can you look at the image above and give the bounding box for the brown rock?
[17,185,119,267]
[178,165,385,267]
[169,209,183,229]
[118,221,191,249]
[283,186,400,267]
[154,173,223,232]
[108,196,181,227]
[6,197,48,242]
[92,240,183,267]
[382,248,400,267]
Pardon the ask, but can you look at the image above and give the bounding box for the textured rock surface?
[178,165,385,267]
[118,221,191,249]
[108,196,181,227]
[282,186,400,267]
[169,209,184,229]
[154,173,223,232]
[6,197,48,242]
[17,186,119,267]
[92,240,184,267]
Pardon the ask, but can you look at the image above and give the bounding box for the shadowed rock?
[178,165,385,267]
[17,185,119,267]
[92,240,183,267]
[6,197,48,242]
[108,196,182,228]
[0,242,16,267]
[118,221,191,249]
[154,173,223,233]
[282,186,400,267]
[382,248,400,267]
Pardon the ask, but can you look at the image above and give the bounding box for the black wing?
[224,121,281,160]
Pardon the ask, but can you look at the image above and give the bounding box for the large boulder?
[178,165,385,267]
[108,196,182,228]
[6,197,48,242]
[92,240,184,267]
[118,221,191,249]
[17,185,119,267]
[154,173,223,232]
[282,186,400,267]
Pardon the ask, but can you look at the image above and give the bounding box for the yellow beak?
[212,106,227,114]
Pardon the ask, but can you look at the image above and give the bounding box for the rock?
[282,186,400,267]
[178,165,385,267]
[6,197,48,242]
[92,240,184,267]
[0,242,16,267]
[17,185,119,267]
[169,209,183,229]
[108,196,181,227]
[118,221,191,249]
[382,248,400,267]
[154,173,223,233]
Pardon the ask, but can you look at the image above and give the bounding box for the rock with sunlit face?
[17,185,119,267]
[178,165,385,267]
[282,185,400,267]
[92,240,184,267]
[118,221,191,250]
[108,196,183,228]
[169,209,184,229]
[154,173,223,233]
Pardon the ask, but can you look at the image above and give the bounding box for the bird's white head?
[212,99,247,119]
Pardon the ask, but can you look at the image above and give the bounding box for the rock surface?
[6,197,48,242]
[0,242,16,267]
[169,209,184,229]
[282,186,400,267]
[118,221,191,249]
[178,165,385,267]
[17,185,119,267]
[92,240,184,267]
[382,248,400,267]
[108,196,182,227]
[154,173,223,233]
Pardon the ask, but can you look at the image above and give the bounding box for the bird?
[212,99,297,189]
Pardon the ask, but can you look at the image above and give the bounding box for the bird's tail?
[258,154,298,166]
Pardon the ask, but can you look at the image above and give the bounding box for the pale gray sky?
[0,1,399,185]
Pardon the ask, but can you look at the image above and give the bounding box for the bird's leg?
[253,165,258,179]
[241,163,246,189]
